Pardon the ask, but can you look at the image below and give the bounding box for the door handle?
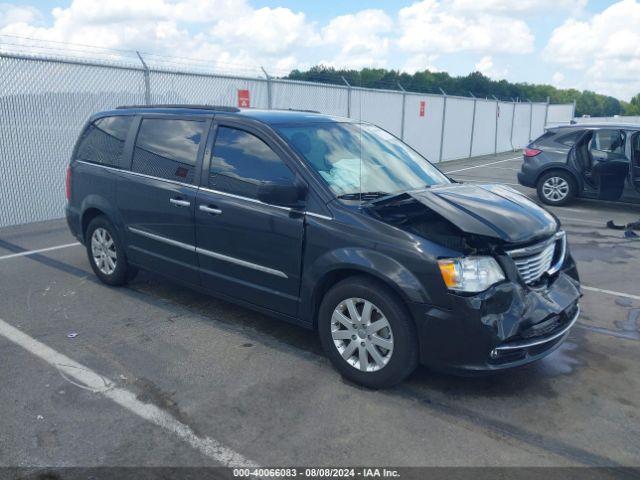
[170,198,191,207]
[199,205,222,215]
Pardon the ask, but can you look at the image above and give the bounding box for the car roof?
[94,105,353,125]
[553,123,640,131]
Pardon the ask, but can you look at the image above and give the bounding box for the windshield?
[277,122,450,198]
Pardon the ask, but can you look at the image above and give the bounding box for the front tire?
[318,276,419,389]
[85,216,136,286]
[537,170,577,206]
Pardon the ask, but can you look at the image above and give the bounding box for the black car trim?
[128,226,289,278]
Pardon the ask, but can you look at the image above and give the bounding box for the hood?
[404,183,559,243]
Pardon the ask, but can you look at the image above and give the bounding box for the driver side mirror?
[256,179,307,207]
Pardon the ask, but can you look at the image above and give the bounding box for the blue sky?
[0,0,638,100]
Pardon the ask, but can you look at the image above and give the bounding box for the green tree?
[622,94,640,115]
[285,65,625,117]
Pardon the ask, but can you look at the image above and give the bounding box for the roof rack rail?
[284,108,321,114]
[116,104,241,112]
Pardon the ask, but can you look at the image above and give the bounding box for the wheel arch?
[79,195,123,242]
[302,248,430,329]
[535,165,581,192]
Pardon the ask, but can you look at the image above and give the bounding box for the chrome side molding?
[195,247,288,278]
[128,227,194,251]
[128,227,288,278]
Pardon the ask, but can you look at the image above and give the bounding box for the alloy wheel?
[331,298,394,372]
[542,176,569,202]
[91,227,117,275]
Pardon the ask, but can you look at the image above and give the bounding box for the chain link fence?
[0,51,575,227]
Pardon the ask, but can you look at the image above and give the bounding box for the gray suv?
[518,124,640,205]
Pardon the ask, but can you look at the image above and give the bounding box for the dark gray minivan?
[66,105,581,388]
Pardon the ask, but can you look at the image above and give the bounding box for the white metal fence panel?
[402,94,444,162]
[0,52,575,227]
[547,104,575,125]
[496,101,515,152]
[573,116,640,124]
[0,54,145,227]
[441,97,474,161]
[471,100,498,157]
[531,103,548,140]
[512,103,532,149]
[271,80,348,117]
[149,71,269,109]
[349,88,403,137]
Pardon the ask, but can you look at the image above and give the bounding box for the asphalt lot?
[1,151,639,470]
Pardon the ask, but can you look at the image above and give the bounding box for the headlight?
[437,256,505,293]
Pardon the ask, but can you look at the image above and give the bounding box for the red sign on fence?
[237,89,250,108]
[419,100,426,117]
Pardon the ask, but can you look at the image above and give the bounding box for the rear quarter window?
[76,116,133,167]
[131,118,206,183]
[556,130,583,147]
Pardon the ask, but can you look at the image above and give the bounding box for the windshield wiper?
[337,191,390,201]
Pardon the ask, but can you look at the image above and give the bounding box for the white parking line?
[582,286,640,302]
[0,242,81,261]
[442,156,521,174]
[0,317,258,468]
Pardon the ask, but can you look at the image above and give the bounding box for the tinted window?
[591,129,625,154]
[209,127,294,198]
[132,118,205,183]
[534,131,555,143]
[556,130,583,146]
[76,116,132,167]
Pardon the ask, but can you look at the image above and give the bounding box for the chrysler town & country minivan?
[66,106,581,388]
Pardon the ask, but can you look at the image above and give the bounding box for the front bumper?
[409,264,581,373]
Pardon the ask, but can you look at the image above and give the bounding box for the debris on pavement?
[606,219,640,238]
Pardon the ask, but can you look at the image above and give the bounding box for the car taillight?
[65,166,72,201]
[523,148,542,158]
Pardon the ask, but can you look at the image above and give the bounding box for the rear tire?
[537,170,577,206]
[85,216,136,286]
[318,276,419,389]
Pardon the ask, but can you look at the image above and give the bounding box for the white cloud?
[543,0,640,100]
[320,10,393,68]
[403,53,440,74]
[474,55,508,79]
[551,71,565,86]
[0,4,42,27]
[397,0,534,55]
[0,0,317,75]
[445,0,586,14]
[211,7,320,55]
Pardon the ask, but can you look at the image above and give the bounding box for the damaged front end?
[367,183,581,372]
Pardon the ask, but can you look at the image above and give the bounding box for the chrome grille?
[507,232,566,285]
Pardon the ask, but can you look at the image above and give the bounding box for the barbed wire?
[0,34,545,102]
